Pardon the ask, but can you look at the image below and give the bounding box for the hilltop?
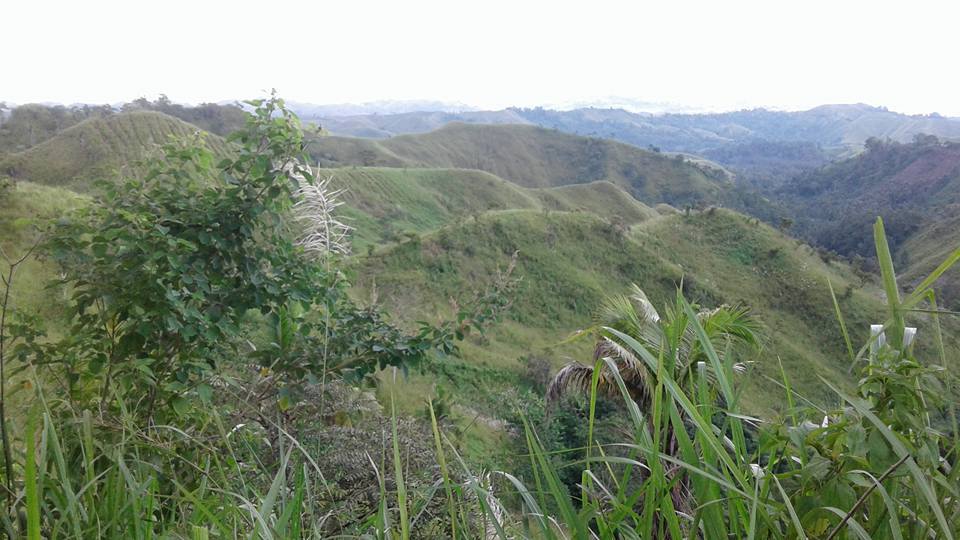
[0,111,229,191]
[311,123,734,207]
[305,103,960,189]
[0,103,112,157]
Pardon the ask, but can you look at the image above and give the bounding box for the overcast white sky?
[4,0,959,115]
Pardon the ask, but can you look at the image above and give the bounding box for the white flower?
[904,327,917,347]
[870,324,886,348]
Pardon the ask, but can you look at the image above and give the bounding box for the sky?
[4,0,959,115]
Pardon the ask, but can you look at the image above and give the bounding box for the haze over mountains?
[301,102,960,149]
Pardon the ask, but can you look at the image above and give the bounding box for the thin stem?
[0,263,15,509]
[824,453,910,540]
[0,238,41,514]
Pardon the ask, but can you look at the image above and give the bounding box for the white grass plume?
[292,173,352,257]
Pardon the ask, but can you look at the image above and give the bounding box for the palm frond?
[546,362,597,403]
[628,284,660,323]
[698,304,762,349]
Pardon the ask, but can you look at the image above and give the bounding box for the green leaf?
[171,396,190,417]
[873,217,904,349]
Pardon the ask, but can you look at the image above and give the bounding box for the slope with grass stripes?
[328,167,657,248]
[309,123,733,207]
[0,181,87,325]
[0,111,228,191]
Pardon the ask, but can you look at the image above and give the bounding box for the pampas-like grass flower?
[292,172,352,257]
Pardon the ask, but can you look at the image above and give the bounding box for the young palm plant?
[548,285,760,412]
[544,285,762,537]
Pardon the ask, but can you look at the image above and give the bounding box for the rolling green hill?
[309,123,733,207]
[304,102,960,152]
[0,111,228,191]
[329,167,657,248]
[3,103,954,423]
[0,104,111,157]
[354,208,922,414]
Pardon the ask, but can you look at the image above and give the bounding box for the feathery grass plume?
[289,165,352,257]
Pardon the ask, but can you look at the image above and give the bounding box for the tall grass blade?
[772,475,807,540]
[603,328,749,490]
[874,217,904,348]
[25,406,40,540]
[391,394,410,540]
[255,445,293,540]
[827,279,856,365]
[428,399,458,539]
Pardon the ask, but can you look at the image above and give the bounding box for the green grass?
[3,101,959,538]
[354,207,954,415]
[309,123,734,206]
[0,111,229,191]
[899,212,960,309]
[330,167,656,249]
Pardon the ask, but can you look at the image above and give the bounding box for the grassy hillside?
[121,98,247,136]
[311,109,531,139]
[311,123,732,207]
[0,104,111,157]
[0,181,87,324]
[329,167,657,248]
[354,208,917,414]
[899,210,960,309]
[0,111,228,191]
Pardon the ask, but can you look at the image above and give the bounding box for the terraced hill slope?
[327,167,657,248]
[310,123,733,207]
[0,111,228,191]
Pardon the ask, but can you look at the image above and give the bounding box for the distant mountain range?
[298,103,960,153]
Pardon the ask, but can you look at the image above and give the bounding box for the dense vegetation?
[121,96,248,136]
[0,104,113,158]
[768,136,960,307]
[0,98,958,537]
